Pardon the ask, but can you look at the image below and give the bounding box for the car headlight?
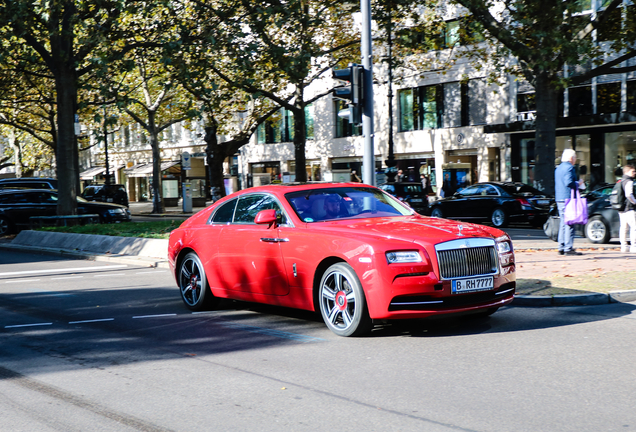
[386,251,422,264]
[496,235,514,267]
[107,209,123,214]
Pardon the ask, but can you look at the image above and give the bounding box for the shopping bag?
[563,189,588,225]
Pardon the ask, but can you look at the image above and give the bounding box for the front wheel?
[491,208,509,228]
[318,263,372,337]
[431,207,444,218]
[585,216,610,244]
[0,216,13,236]
[178,252,218,311]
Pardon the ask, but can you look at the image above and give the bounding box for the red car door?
[217,194,290,296]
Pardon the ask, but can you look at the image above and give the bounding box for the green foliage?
[36,220,182,239]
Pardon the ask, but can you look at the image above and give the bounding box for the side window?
[482,185,498,196]
[211,198,237,223]
[459,186,479,197]
[234,194,287,224]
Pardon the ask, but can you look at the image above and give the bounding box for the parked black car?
[0,189,131,235]
[429,181,553,228]
[0,177,58,190]
[81,184,129,207]
[378,182,430,214]
[544,183,619,244]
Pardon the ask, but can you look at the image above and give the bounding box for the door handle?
[260,238,289,243]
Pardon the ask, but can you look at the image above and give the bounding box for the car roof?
[0,177,56,182]
[0,188,56,194]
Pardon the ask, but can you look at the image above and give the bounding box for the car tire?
[585,216,611,244]
[318,262,372,337]
[178,252,218,311]
[491,208,509,228]
[0,216,13,236]
[431,207,444,218]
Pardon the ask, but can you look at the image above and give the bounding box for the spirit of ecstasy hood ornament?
[457,224,465,236]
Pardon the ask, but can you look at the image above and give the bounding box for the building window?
[597,82,621,114]
[444,20,460,48]
[517,92,536,113]
[334,100,362,138]
[461,83,470,126]
[257,106,313,143]
[569,85,593,117]
[398,84,444,132]
[627,80,636,112]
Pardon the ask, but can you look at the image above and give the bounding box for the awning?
[79,166,106,180]
[123,161,180,178]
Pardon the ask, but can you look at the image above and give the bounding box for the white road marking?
[132,314,177,319]
[5,323,53,329]
[93,273,126,278]
[135,270,169,274]
[4,278,41,284]
[51,276,84,280]
[69,318,115,324]
[0,264,128,278]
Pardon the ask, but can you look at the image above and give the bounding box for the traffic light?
[332,64,363,126]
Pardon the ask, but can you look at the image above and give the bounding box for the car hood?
[311,216,502,246]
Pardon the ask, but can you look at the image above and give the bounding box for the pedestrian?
[618,164,636,253]
[396,169,405,182]
[554,148,585,256]
[350,170,361,182]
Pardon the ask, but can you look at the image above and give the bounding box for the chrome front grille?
[437,245,498,279]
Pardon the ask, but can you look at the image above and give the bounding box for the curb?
[0,243,170,269]
[513,290,636,307]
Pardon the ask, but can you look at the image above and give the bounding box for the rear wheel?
[319,263,372,337]
[178,252,218,311]
[585,216,610,244]
[0,216,13,236]
[431,207,444,218]
[491,208,509,228]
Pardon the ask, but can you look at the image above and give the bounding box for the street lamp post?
[360,0,375,186]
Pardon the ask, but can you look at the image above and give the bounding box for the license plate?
[410,198,423,203]
[451,276,494,294]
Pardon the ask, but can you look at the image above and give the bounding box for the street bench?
[30,214,100,228]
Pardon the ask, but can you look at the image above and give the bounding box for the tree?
[183,0,360,182]
[117,52,199,213]
[444,0,636,193]
[0,0,170,214]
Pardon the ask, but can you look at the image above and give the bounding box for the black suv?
[0,177,58,190]
[81,184,129,207]
[378,182,430,215]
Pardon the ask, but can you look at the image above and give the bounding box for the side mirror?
[254,209,278,227]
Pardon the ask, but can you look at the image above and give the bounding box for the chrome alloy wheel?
[179,253,206,309]
[319,263,372,337]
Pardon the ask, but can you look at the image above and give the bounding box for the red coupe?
[168,183,516,336]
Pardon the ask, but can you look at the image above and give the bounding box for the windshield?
[285,187,413,222]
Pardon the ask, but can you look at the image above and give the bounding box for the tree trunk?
[204,124,226,201]
[148,114,164,214]
[55,68,79,216]
[533,72,559,195]
[293,105,307,182]
[9,130,22,178]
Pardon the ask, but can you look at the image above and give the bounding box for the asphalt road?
[2,250,636,432]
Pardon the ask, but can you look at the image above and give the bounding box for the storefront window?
[605,131,636,182]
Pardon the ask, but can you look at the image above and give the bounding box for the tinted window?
[397,184,423,194]
[499,183,545,196]
[481,185,498,196]
[212,198,237,223]
[457,186,480,196]
[0,194,16,204]
[234,195,286,224]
